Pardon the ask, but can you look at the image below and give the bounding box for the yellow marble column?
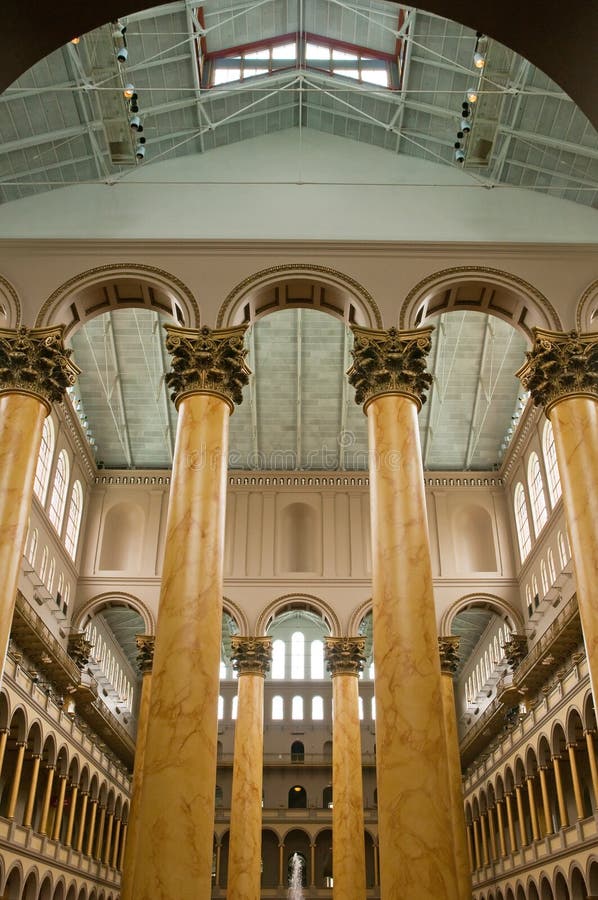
[438,637,471,900]
[505,792,517,852]
[0,730,9,774]
[496,799,507,857]
[527,776,540,841]
[94,803,107,859]
[132,325,250,900]
[64,783,79,847]
[348,326,458,900]
[75,791,89,853]
[518,331,598,697]
[23,753,41,828]
[102,810,115,864]
[515,784,527,846]
[52,774,68,842]
[38,764,55,835]
[552,755,569,828]
[118,823,127,870]
[111,817,122,868]
[0,327,78,676]
[6,742,26,819]
[539,767,553,836]
[324,637,367,900]
[227,636,272,900]
[567,743,585,819]
[585,730,598,805]
[472,819,481,869]
[487,807,498,861]
[120,635,155,900]
[85,799,98,856]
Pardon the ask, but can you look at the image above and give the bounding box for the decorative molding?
[73,593,156,636]
[164,324,250,410]
[503,634,529,671]
[67,633,93,671]
[91,471,504,488]
[499,402,541,482]
[324,636,366,676]
[438,635,460,675]
[0,273,22,327]
[348,326,433,411]
[59,398,97,481]
[230,636,272,676]
[576,279,598,332]
[35,263,200,331]
[516,329,598,412]
[135,635,155,676]
[216,263,382,328]
[439,593,525,636]
[0,326,79,408]
[256,593,342,638]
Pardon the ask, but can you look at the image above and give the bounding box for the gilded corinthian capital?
[135,635,156,676]
[516,329,598,412]
[231,636,272,677]
[324,637,366,676]
[0,325,79,409]
[347,326,433,411]
[164,324,251,410]
[438,636,460,676]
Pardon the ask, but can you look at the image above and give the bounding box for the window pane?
[245,49,269,60]
[48,451,69,533]
[232,695,238,720]
[34,418,54,503]
[312,696,324,720]
[243,67,268,78]
[306,42,330,60]
[332,49,358,61]
[333,68,360,80]
[271,639,285,679]
[64,480,83,559]
[291,632,304,679]
[514,483,532,561]
[292,695,303,720]
[213,68,241,85]
[543,420,562,505]
[272,42,296,60]
[528,453,548,534]
[361,68,389,86]
[310,639,324,679]
[272,695,284,720]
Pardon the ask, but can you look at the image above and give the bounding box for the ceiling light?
[130,115,141,131]
[136,144,146,160]
[474,51,486,69]
[116,46,128,63]
[123,84,135,99]
[466,88,478,103]
[460,118,471,133]
[70,37,81,45]
[455,149,465,163]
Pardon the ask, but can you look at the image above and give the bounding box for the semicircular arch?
[440,592,524,636]
[256,593,341,637]
[222,597,250,636]
[576,279,598,332]
[0,274,21,328]
[74,591,155,635]
[348,599,373,636]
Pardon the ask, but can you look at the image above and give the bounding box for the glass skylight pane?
[306,42,330,60]
[244,67,268,77]
[333,68,360,80]
[214,68,241,85]
[361,69,389,86]
[332,49,357,61]
[245,49,270,60]
[272,42,296,60]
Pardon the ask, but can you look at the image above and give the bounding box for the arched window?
[323,785,333,808]
[358,696,364,720]
[291,632,304,679]
[27,529,38,566]
[543,420,562,505]
[272,695,284,720]
[48,450,70,533]
[34,417,55,503]
[532,575,539,601]
[527,452,548,535]
[64,480,83,559]
[231,695,238,720]
[292,696,303,720]
[63,583,70,612]
[271,639,285,679]
[46,558,55,592]
[217,696,224,720]
[57,572,64,601]
[39,546,48,581]
[288,786,307,809]
[514,482,532,561]
[291,740,304,762]
[558,530,569,568]
[369,662,375,680]
[310,639,324,679]
[548,548,556,584]
[371,696,376,720]
[312,696,324,720]
[540,559,548,596]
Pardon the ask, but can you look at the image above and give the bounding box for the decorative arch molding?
[0,273,21,328]
[216,264,382,329]
[347,599,373,636]
[73,591,155,635]
[255,593,341,637]
[222,596,249,636]
[439,592,525,636]
[35,263,200,338]
[399,266,561,341]
[576,279,598,332]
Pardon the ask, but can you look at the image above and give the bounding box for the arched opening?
[22,872,38,900]
[540,879,555,900]
[288,786,307,809]
[3,867,21,900]
[555,872,571,900]
[314,829,333,887]
[261,829,279,888]
[571,868,588,900]
[291,741,304,763]
[322,785,333,809]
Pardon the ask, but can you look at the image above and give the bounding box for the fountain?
[287,852,304,899]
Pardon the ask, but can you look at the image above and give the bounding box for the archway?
[261,829,279,888]
[288,786,307,809]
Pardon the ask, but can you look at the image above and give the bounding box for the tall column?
[75,791,89,853]
[85,799,98,856]
[0,730,9,774]
[515,784,527,846]
[324,637,367,900]
[527,776,540,841]
[348,326,458,900]
[227,636,272,900]
[539,767,553,836]
[94,803,106,859]
[23,753,41,828]
[517,331,598,695]
[111,817,122,868]
[52,774,68,841]
[120,635,155,900]
[38,764,55,835]
[6,741,26,819]
[102,809,115,864]
[0,327,78,676]
[132,325,249,900]
[64,783,79,847]
[438,637,471,900]
[505,792,517,852]
[118,823,127,870]
[585,730,598,805]
[552,755,569,828]
[496,799,507,857]
[567,743,585,819]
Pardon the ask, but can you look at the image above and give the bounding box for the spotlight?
[130,103,139,113]
[454,141,462,149]
[455,148,465,163]
[123,84,135,99]
[129,115,141,131]
[70,36,81,45]
[116,46,128,63]
[112,21,127,38]
[457,131,464,139]
[136,144,146,160]
[466,88,478,103]
[474,51,486,69]
[460,118,471,133]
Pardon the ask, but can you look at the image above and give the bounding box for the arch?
[0,691,10,730]
[288,786,307,809]
[399,265,560,340]
[217,264,381,329]
[3,864,22,900]
[9,706,28,742]
[52,878,66,900]
[261,828,280,887]
[439,593,524,636]
[0,274,21,328]
[554,870,570,900]
[347,598,373,635]
[22,869,39,900]
[64,480,84,559]
[36,264,199,337]
[257,593,341,638]
[540,876,555,900]
[27,720,43,756]
[222,596,250,636]
[65,886,77,900]
[74,592,155,634]
[576,279,598,333]
[291,741,304,762]
[34,416,55,504]
[528,452,548,535]
[570,866,588,900]
[98,502,145,571]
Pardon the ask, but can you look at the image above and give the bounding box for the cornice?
[58,398,97,483]
[499,402,542,483]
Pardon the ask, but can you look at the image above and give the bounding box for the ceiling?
[69,305,527,471]
[0,0,597,207]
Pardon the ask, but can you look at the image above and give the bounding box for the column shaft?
[52,775,68,842]
[64,785,79,847]
[480,813,489,865]
[94,805,106,859]
[496,800,507,857]
[527,777,540,841]
[38,766,55,835]
[6,743,26,819]
[133,392,232,899]
[227,672,266,899]
[539,768,553,836]
[585,731,598,805]
[111,819,122,869]
[331,672,366,900]
[488,807,498,861]
[0,730,8,775]
[472,820,481,869]
[515,786,527,846]
[86,800,98,856]
[23,754,41,828]
[118,823,128,870]
[552,757,569,828]
[75,793,89,853]
[567,744,585,819]
[505,793,517,852]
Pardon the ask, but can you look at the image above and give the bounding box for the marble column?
[38,765,55,835]
[0,327,78,675]
[85,799,98,856]
[120,635,155,900]
[518,331,598,697]
[348,326,458,900]
[539,767,553,836]
[324,636,367,900]
[552,755,569,828]
[585,730,598,805]
[515,785,527,846]
[6,742,26,819]
[111,818,122,868]
[527,776,540,841]
[23,753,41,828]
[438,637,471,900]
[0,730,9,774]
[64,783,79,847]
[505,792,517,852]
[567,743,585,819]
[132,325,249,900]
[118,823,128,870]
[227,636,272,900]
[102,810,115,864]
[496,799,507,857]
[94,803,106,859]
[75,791,89,852]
